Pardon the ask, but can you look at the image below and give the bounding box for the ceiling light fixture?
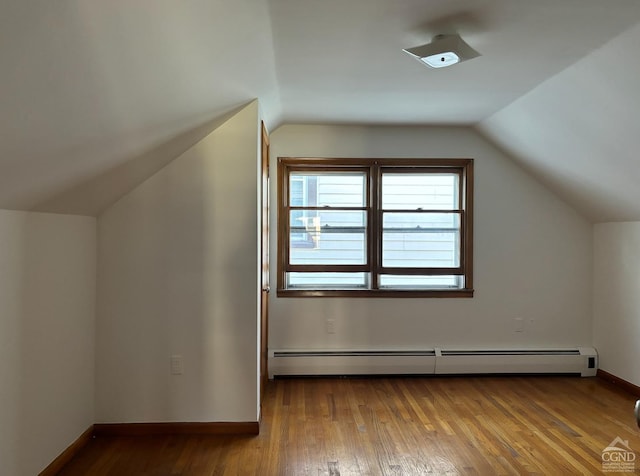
[403,34,480,69]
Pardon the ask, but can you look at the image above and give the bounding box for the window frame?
[277,157,474,298]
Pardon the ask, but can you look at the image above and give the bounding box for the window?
[277,158,473,297]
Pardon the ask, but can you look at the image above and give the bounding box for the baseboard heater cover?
[269,347,598,378]
[269,349,437,377]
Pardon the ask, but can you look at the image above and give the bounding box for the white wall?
[269,125,592,351]
[0,210,95,476]
[96,102,260,423]
[594,222,640,387]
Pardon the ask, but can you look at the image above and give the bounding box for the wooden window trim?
[277,157,474,298]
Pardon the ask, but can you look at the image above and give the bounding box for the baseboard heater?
[269,347,598,378]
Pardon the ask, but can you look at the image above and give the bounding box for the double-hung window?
[277,158,474,297]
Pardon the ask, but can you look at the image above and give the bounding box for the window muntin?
[278,158,473,297]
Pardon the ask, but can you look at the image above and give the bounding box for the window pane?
[288,272,367,288]
[290,172,365,207]
[290,211,366,264]
[289,176,309,206]
[379,275,462,289]
[382,173,458,210]
[382,213,460,268]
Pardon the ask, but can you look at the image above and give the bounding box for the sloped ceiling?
[0,0,281,216]
[478,22,640,222]
[1,0,640,218]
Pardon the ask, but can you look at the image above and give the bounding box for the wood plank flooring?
[57,376,640,475]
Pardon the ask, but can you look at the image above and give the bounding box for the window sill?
[276,288,474,298]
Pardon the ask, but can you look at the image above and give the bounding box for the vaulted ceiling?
[2,0,640,220]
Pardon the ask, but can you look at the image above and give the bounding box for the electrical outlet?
[326,319,336,334]
[170,355,183,375]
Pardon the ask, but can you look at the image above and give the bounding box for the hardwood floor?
[58,376,640,475]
